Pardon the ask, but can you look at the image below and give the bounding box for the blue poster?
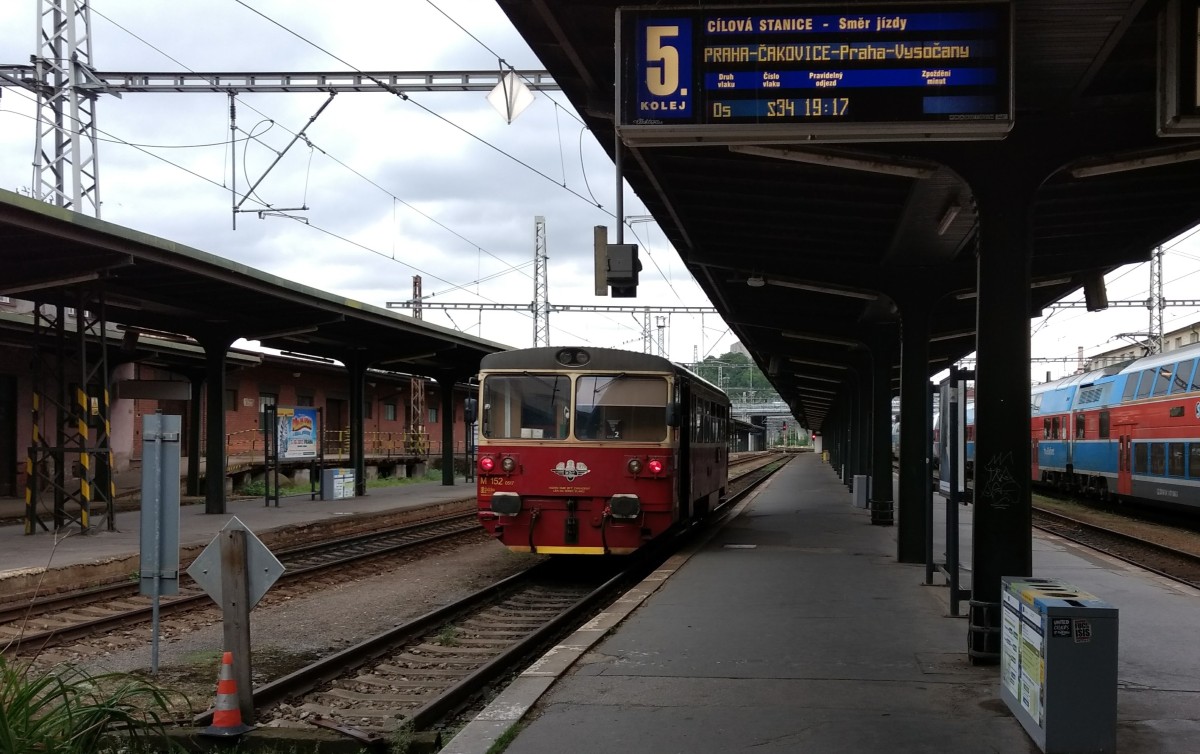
[277,406,319,459]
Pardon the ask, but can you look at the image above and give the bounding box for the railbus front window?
[480,374,570,440]
[575,375,668,441]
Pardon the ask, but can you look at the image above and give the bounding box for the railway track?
[1,453,785,657]
[1033,507,1200,589]
[0,511,480,654]
[196,454,792,745]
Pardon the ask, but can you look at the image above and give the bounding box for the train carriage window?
[1170,360,1193,393]
[1150,443,1166,475]
[1051,416,1061,439]
[1187,359,1200,392]
[1134,443,1149,474]
[1075,413,1086,438]
[1043,418,1051,439]
[1121,374,1138,402]
[1098,411,1110,439]
[1153,365,1174,396]
[480,374,569,440]
[575,375,668,442]
[1136,369,1155,399]
[1190,444,1200,478]
[1169,442,1186,477]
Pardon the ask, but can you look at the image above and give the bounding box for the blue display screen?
[621,3,1011,130]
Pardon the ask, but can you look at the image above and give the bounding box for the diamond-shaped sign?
[187,517,285,609]
[487,70,534,124]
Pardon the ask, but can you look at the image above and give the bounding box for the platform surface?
[444,453,1200,754]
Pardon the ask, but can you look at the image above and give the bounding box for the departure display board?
[617,3,1013,145]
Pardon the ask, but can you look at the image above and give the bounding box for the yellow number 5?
[645,26,680,96]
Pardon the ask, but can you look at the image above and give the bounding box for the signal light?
[647,459,664,475]
[479,456,495,472]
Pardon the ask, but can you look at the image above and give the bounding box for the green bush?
[0,656,184,754]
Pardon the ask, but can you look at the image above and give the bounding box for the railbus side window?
[574,375,668,441]
[480,374,570,440]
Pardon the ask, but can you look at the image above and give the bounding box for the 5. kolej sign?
[617,2,1013,145]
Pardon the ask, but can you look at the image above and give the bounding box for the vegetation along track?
[1033,507,1200,589]
[0,511,480,654]
[200,453,792,746]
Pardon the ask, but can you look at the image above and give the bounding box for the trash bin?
[853,475,869,508]
[1000,576,1118,753]
[320,468,356,500]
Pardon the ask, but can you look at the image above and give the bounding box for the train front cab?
[475,352,727,555]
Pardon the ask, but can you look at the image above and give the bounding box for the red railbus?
[475,346,730,555]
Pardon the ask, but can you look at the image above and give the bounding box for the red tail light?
[647,459,664,475]
[479,456,495,472]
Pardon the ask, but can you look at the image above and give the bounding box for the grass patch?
[367,471,444,489]
[435,625,461,647]
[0,655,186,753]
[486,722,525,754]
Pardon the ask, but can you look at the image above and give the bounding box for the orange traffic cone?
[201,651,253,737]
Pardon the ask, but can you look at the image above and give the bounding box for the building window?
[384,403,397,421]
[258,393,277,427]
[363,400,373,420]
[296,394,314,407]
[225,388,237,411]
[428,407,438,424]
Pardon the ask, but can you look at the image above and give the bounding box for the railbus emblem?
[552,460,590,482]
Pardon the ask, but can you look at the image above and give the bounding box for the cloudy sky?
[2,0,1199,382]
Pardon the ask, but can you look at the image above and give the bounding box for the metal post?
[219,529,254,724]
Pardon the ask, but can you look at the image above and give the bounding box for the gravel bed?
[22,539,539,717]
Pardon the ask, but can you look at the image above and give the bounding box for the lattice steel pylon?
[25,296,114,534]
[29,0,103,216]
[406,275,428,457]
[1149,245,1164,354]
[533,216,550,347]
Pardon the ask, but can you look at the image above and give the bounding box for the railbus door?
[1116,428,1133,496]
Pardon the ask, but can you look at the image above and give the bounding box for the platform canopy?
[0,189,508,377]
[496,0,1200,429]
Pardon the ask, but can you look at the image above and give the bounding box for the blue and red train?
[1032,342,1200,508]
[475,346,730,555]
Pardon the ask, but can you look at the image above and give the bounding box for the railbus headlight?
[627,458,643,474]
[479,456,496,472]
[501,456,517,473]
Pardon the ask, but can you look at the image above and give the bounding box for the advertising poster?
[276,406,319,459]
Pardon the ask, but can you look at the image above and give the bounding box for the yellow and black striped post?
[25,392,41,535]
[76,385,90,531]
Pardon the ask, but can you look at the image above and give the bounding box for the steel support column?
[897,299,932,562]
[870,324,899,525]
[968,175,1034,664]
[347,351,367,497]
[200,334,234,514]
[437,376,456,486]
[186,371,203,497]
